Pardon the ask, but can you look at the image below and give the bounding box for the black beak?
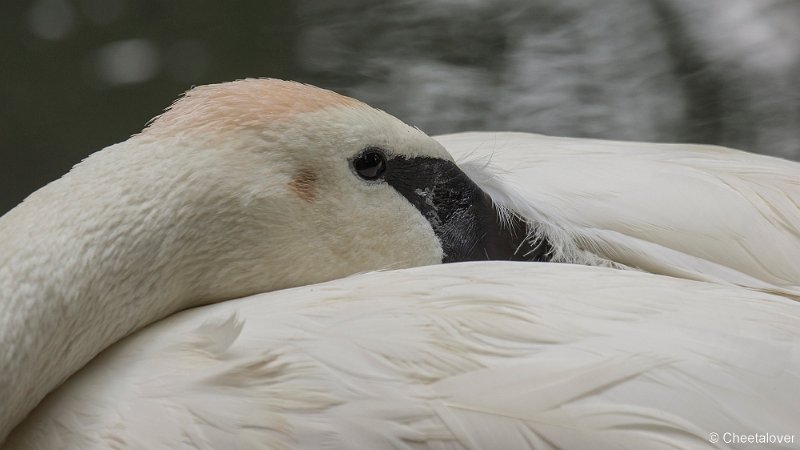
[385,156,551,263]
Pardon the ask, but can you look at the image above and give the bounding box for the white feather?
[7,262,799,449]
[439,132,800,297]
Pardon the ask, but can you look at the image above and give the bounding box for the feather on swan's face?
[91,79,534,300]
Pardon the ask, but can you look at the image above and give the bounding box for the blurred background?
[1,0,798,214]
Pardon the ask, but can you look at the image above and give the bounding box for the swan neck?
[0,142,225,441]
[0,214,187,443]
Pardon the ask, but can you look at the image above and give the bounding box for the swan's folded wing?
[440,132,800,297]
[8,262,800,449]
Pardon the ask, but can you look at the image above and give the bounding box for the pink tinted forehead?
[144,78,363,136]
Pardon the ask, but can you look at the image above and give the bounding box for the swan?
[6,261,800,449]
[441,132,800,298]
[0,79,538,442]
[3,78,799,447]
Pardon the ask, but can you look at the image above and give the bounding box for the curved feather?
[8,262,800,449]
[440,132,800,297]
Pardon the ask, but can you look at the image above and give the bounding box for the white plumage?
[3,80,800,449]
[7,262,800,449]
[443,132,800,298]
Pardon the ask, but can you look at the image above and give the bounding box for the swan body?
[4,80,800,448]
[440,132,800,297]
[7,261,800,449]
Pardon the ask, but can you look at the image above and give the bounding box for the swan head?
[71,78,537,304]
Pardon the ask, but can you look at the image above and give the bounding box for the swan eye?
[353,148,387,181]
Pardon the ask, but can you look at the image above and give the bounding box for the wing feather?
[441,132,800,296]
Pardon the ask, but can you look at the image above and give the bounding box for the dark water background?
[2,0,798,214]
